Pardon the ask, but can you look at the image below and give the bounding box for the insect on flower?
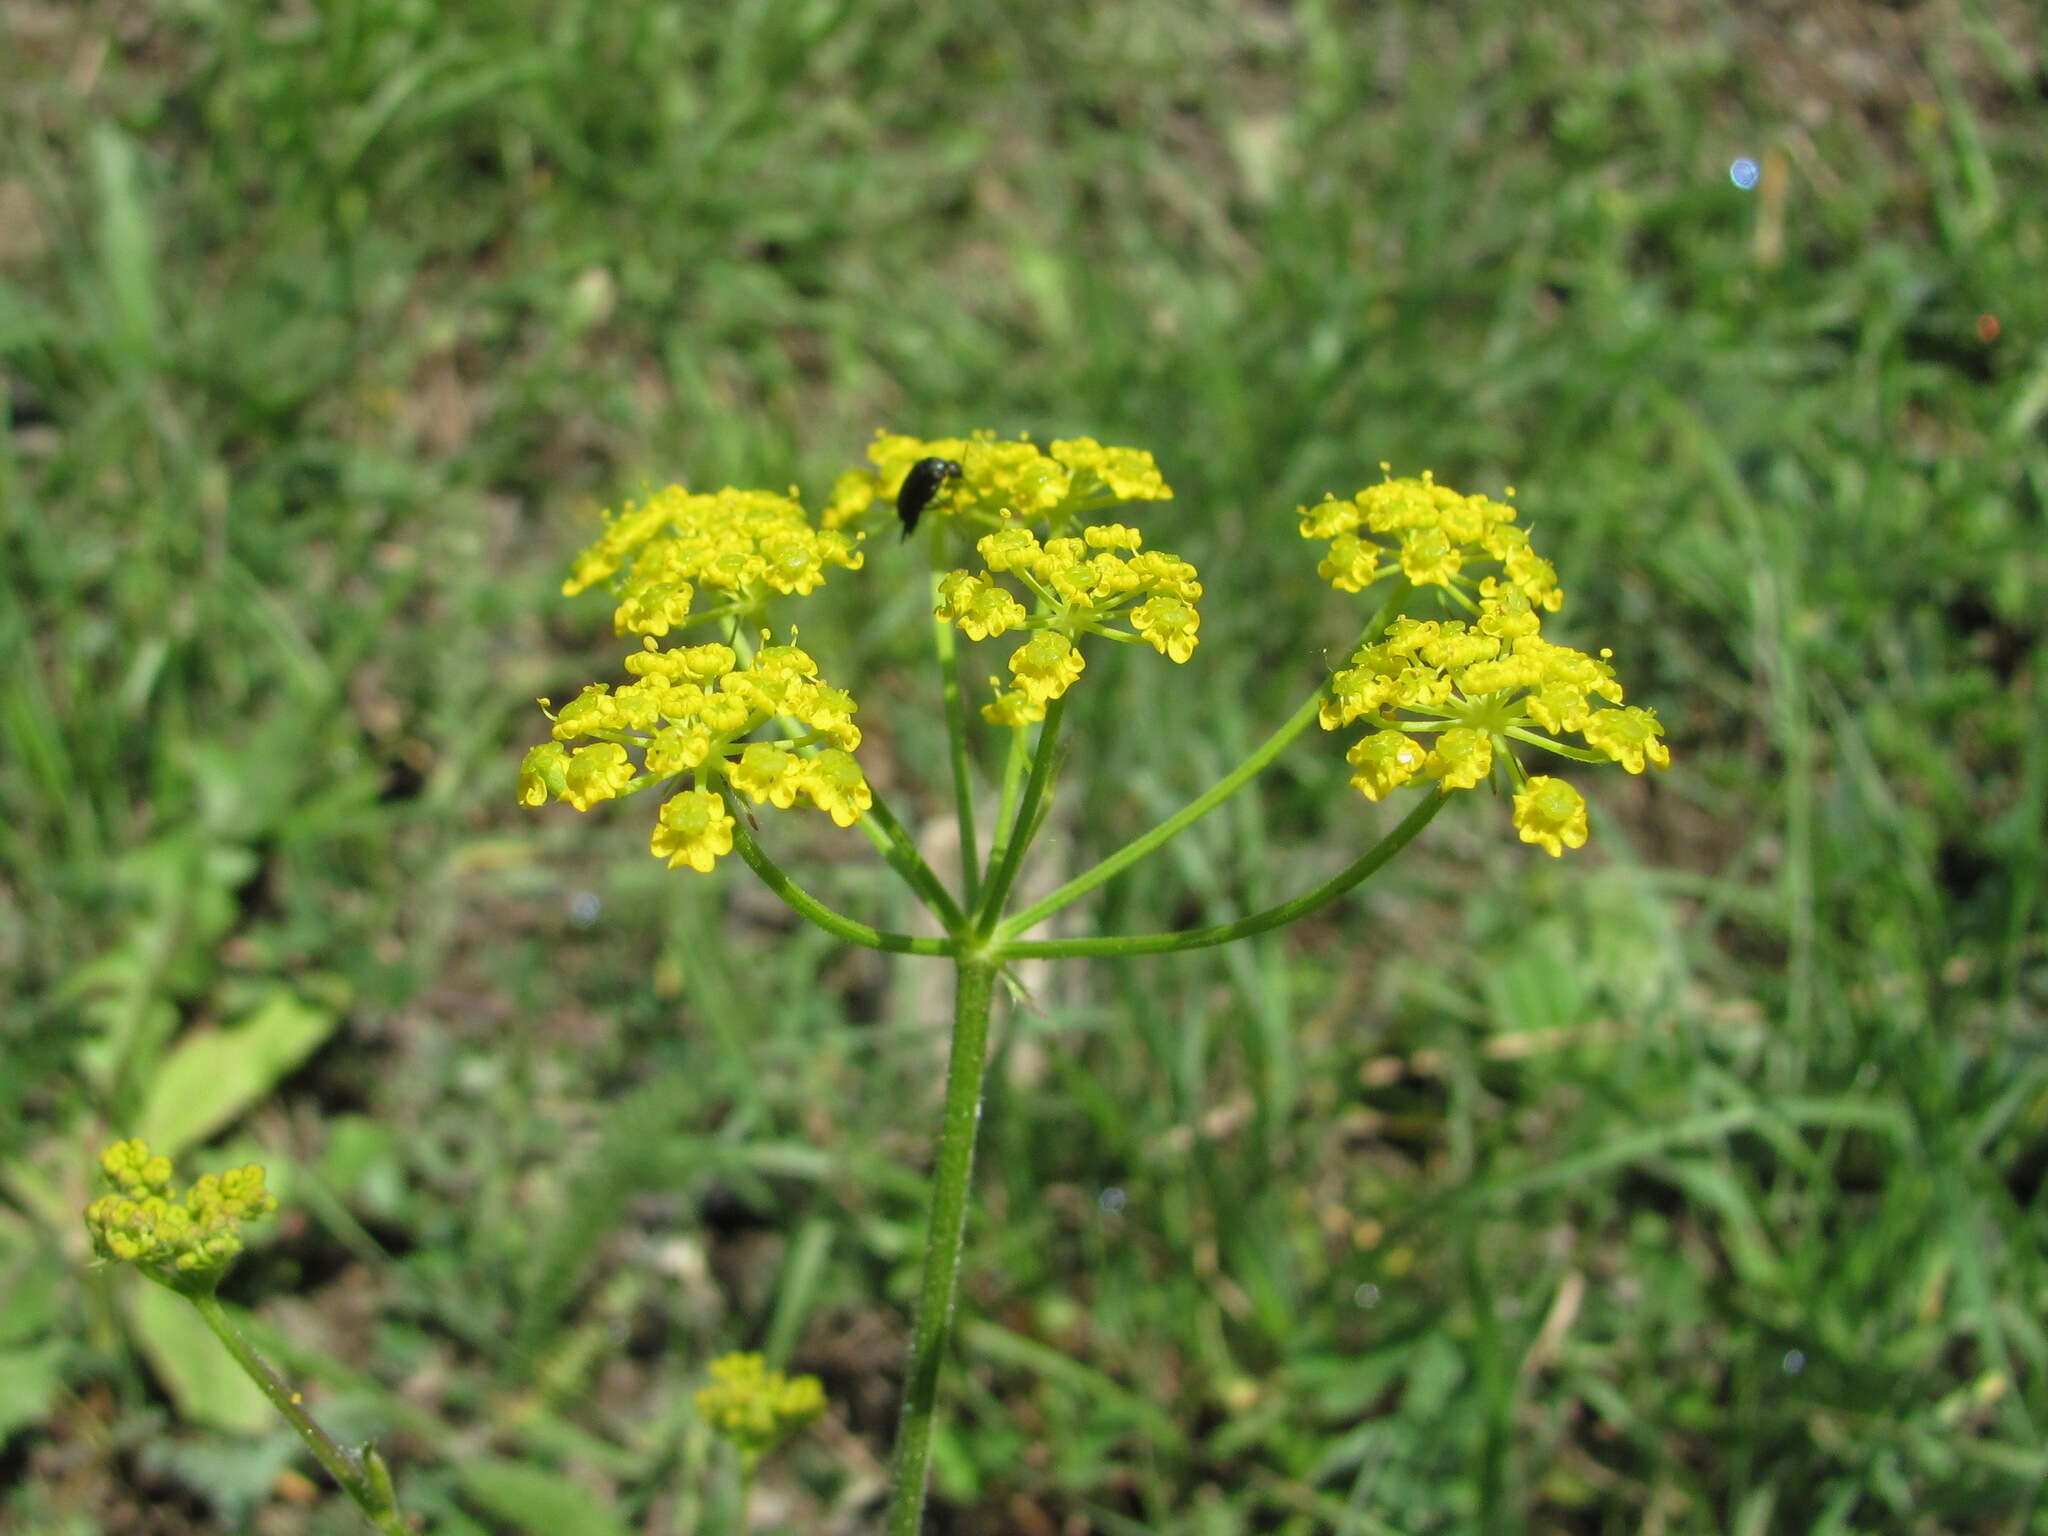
[897,457,962,539]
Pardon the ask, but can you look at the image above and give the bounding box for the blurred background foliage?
[2,0,2044,1531]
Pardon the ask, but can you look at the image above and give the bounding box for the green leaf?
[137,989,339,1156]
[456,1459,634,1536]
[130,1283,272,1435]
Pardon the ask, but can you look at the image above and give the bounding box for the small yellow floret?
[1008,632,1086,705]
[728,743,804,809]
[1513,776,1590,857]
[651,789,735,872]
[1346,730,1427,800]
[1131,596,1200,663]
[1424,727,1494,790]
[562,743,636,811]
[1581,706,1671,773]
[518,742,568,807]
[802,749,872,827]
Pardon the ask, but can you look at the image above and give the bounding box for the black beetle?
[896,457,962,538]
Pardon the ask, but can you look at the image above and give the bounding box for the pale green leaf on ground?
[0,1340,67,1448]
[137,990,339,1157]
[130,1283,272,1436]
[457,1459,635,1536]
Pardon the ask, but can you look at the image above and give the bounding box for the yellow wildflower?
[1423,726,1493,791]
[1346,730,1427,800]
[651,789,735,872]
[933,518,1204,721]
[728,743,805,809]
[1131,595,1200,663]
[824,430,1172,538]
[695,1353,827,1472]
[1300,469,1560,613]
[1008,632,1087,706]
[523,634,872,874]
[85,1140,277,1295]
[561,743,636,811]
[1513,776,1590,857]
[564,485,862,637]
[1319,572,1668,852]
[802,749,873,827]
[1581,705,1672,773]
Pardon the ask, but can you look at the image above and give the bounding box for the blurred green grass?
[3,0,2045,1531]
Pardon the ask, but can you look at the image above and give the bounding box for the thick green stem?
[885,952,1001,1534]
[993,581,1414,940]
[997,788,1449,958]
[188,1291,409,1536]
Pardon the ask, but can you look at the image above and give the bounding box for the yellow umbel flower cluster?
[694,1352,827,1471]
[562,485,863,638]
[520,638,870,873]
[1300,467,1562,614]
[85,1139,277,1293]
[936,522,1203,724]
[825,430,1173,536]
[1311,472,1669,856]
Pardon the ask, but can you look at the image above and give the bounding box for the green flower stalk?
[524,432,1673,1530]
[85,1141,410,1536]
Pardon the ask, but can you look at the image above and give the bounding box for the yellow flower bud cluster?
[1299,467,1562,613]
[1313,472,1670,857]
[520,639,871,873]
[825,430,1172,536]
[562,485,863,638]
[84,1139,277,1292]
[937,522,1203,724]
[694,1352,827,1471]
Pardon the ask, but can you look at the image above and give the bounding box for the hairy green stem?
[885,951,1001,1534]
[998,788,1449,958]
[722,794,952,955]
[993,581,1414,941]
[188,1292,409,1536]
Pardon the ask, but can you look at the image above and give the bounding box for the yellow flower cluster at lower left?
[85,1139,277,1293]
[521,637,872,873]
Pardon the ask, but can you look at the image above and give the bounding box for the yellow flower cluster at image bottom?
[826,430,1174,536]
[85,1139,278,1289]
[520,638,871,873]
[695,1352,827,1470]
[561,484,863,639]
[1306,471,1670,856]
[935,521,1203,723]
